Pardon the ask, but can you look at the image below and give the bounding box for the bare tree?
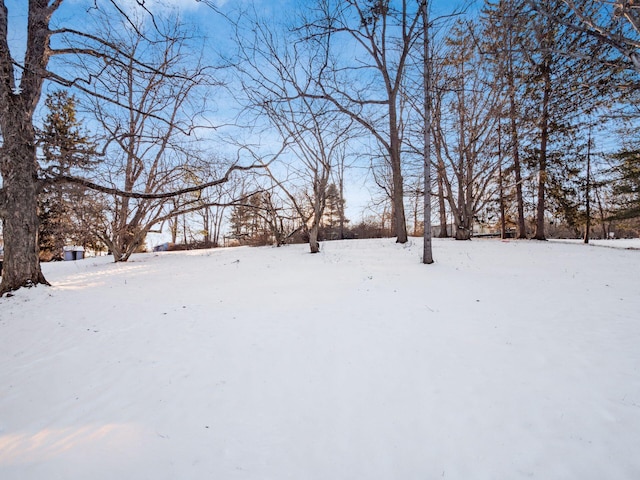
[81,13,219,261]
[294,0,429,244]
[0,0,56,292]
[434,20,502,240]
[0,1,260,294]
[482,0,531,239]
[234,11,354,253]
[421,0,434,263]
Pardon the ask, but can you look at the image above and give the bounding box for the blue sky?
[3,0,475,224]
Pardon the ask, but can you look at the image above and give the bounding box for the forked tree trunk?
[309,224,320,254]
[435,126,449,238]
[455,217,472,240]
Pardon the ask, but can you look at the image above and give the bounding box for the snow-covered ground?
[1,238,639,480]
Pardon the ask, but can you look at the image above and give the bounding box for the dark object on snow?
[153,242,170,252]
[63,246,85,261]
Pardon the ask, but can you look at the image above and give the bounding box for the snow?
[1,238,639,479]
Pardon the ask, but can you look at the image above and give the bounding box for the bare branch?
[46,141,288,200]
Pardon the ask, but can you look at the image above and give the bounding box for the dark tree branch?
[44,141,288,200]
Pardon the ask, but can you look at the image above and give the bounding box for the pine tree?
[484,0,621,240]
[322,183,347,240]
[38,90,98,260]
[610,149,640,221]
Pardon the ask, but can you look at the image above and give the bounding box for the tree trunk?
[0,1,54,294]
[455,214,472,240]
[0,122,49,294]
[498,123,507,239]
[203,207,210,246]
[170,216,178,244]
[584,129,591,244]
[509,87,527,239]
[338,178,345,240]
[389,97,408,244]
[505,8,527,240]
[534,58,551,241]
[309,224,320,253]
[413,184,420,237]
[422,1,434,265]
[594,182,608,239]
[436,155,449,237]
[454,57,472,242]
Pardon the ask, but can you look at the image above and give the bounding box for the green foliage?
[320,183,348,239]
[40,90,97,173]
[609,149,640,220]
[37,90,102,260]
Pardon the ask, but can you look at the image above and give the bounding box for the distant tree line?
[2,0,640,294]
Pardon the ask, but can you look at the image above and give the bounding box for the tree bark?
[584,129,591,244]
[504,0,527,239]
[309,224,320,254]
[534,58,551,241]
[422,0,433,264]
[437,169,449,238]
[0,0,53,294]
[0,116,49,293]
[389,96,408,244]
[498,123,507,239]
[434,123,449,238]
[508,79,527,239]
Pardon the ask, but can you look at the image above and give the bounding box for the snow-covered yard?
[1,238,639,479]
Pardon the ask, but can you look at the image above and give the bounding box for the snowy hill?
[1,238,639,479]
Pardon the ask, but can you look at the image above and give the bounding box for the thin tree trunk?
[498,123,507,239]
[182,215,187,246]
[584,129,591,244]
[422,0,433,264]
[454,58,471,241]
[534,58,551,241]
[413,189,420,237]
[389,100,408,244]
[170,217,178,244]
[338,174,345,240]
[437,162,448,237]
[509,89,527,239]
[505,2,527,239]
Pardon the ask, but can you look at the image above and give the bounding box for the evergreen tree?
[37,90,98,260]
[322,183,347,240]
[483,0,621,240]
[610,149,640,221]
